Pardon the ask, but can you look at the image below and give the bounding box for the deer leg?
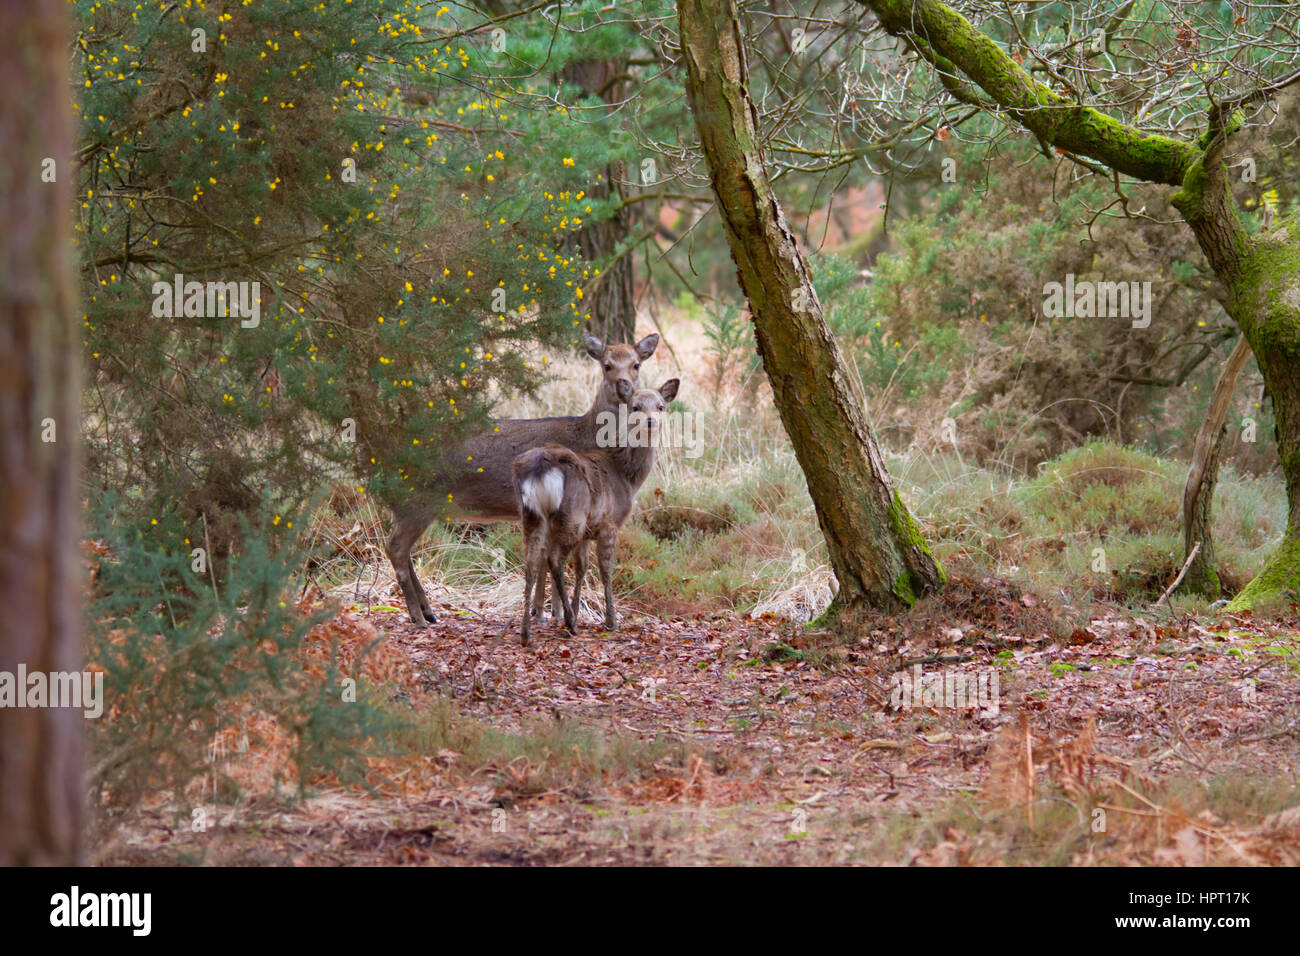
[597,527,618,631]
[549,550,576,635]
[531,570,549,619]
[520,522,545,646]
[386,516,431,626]
[521,551,535,647]
[571,541,589,625]
[408,557,436,622]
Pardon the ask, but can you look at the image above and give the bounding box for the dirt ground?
[99,580,1300,866]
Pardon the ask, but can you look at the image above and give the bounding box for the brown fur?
[384,334,659,625]
[514,380,679,645]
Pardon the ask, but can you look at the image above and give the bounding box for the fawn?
[513,379,680,645]
[383,334,659,625]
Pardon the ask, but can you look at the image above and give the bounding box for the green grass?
[897,440,1284,608]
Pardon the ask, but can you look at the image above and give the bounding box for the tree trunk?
[1182,336,1253,598]
[562,59,638,345]
[0,0,83,864]
[677,0,945,618]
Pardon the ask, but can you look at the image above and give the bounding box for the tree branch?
[859,0,1198,186]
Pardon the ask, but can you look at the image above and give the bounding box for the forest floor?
[100,577,1300,866]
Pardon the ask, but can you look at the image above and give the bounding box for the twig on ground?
[1154,542,1200,609]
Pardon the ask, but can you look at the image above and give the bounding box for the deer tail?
[514,445,581,518]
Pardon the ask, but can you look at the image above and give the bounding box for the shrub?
[85,493,395,838]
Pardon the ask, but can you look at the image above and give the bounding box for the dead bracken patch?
[639,502,737,540]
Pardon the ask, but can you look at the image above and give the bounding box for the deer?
[383,333,660,626]
[513,378,679,646]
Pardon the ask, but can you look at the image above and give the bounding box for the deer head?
[614,378,680,446]
[584,333,659,407]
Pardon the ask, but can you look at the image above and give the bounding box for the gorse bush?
[697,298,757,396]
[815,251,961,406]
[74,0,654,552]
[833,134,1276,472]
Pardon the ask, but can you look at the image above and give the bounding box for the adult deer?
[514,379,679,645]
[384,333,659,625]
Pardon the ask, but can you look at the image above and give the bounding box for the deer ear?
[615,379,635,402]
[584,335,606,361]
[634,333,660,360]
[658,378,680,402]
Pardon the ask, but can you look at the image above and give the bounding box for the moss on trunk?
[1225,524,1300,613]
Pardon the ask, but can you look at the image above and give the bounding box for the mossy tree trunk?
[677,0,945,616]
[1216,225,1300,611]
[0,0,83,864]
[859,0,1300,613]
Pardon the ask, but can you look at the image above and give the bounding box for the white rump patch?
[520,469,565,516]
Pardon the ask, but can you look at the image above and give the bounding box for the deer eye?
[604,363,611,371]
[633,363,640,370]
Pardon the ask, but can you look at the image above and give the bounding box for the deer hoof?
[423,610,438,623]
